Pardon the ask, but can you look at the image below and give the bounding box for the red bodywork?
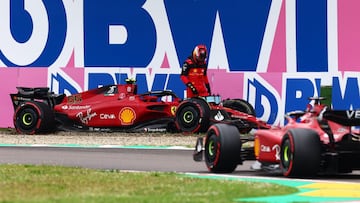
[54,84,180,131]
[11,83,271,134]
[254,102,359,164]
[10,84,181,133]
[193,97,360,176]
[55,84,178,128]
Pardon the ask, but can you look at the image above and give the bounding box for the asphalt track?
[1,146,360,202]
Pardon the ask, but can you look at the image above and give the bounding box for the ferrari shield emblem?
[171,106,177,115]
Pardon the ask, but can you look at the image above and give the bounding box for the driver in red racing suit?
[180,44,211,98]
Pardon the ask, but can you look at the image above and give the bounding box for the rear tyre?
[223,99,256,133]
[205,123,241,173]
[222,99,256,116]
[14,101,55,134]
[280,128,321,177]
[175,98,210,133]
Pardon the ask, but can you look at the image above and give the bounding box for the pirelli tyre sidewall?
[280,128,321,178]
[14,101,55,134]
[175,98,210,133]
[204,123,241,173]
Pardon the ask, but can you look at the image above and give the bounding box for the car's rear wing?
[10,87,66,110]
[323,110,360,126]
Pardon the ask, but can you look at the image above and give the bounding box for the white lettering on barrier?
[109,25,127,44]
[0,0,48,66]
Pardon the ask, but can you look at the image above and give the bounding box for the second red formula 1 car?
[194,97,360,177]
[174,96,270,134]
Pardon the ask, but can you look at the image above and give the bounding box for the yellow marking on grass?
[299,182,360,198]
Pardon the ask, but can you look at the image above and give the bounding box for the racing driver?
[180,44,211,98]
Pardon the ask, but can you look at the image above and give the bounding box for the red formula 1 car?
[10,80,181,134]
[10,78,270,135]
[194,97,360,177]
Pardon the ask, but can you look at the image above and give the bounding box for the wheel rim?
[283,146,289,162]
[177,105,199,131]
[183,111,194,124]
[205,134,218,165]
[16,107,39,132]
[281,140,291,169]
[208,140,215,157]
[22,112,33,126]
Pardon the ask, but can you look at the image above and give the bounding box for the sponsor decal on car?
[119,107,136,125]
[171,106,177,115]
[214,111,225,121]
[260,145,271,152]
[260,144,280,160]
[100,113,116,120]
[62,105,91,110]
[346,110,360,119]
[272,144,280,160]
[352,134,360,142]
[126,86,132,93]
[104,86,117,96]
[119,93,126,100]
[67,95,82,104]
[76,108,97,124]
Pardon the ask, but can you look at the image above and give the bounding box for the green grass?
[0,164,298,203]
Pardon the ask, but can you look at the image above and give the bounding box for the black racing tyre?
[280,128,321,178]
[222,99,256,116]
[175,98,210,133]
[14,101,55,134]
[223,99,256,133]
[205,123,241,173]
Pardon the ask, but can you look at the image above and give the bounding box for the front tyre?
[280,128,321,177]
[175,98,210,133]
[14,101,55,134]
[205,123,241,173]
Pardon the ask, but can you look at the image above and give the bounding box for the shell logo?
[119,107,136,125]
